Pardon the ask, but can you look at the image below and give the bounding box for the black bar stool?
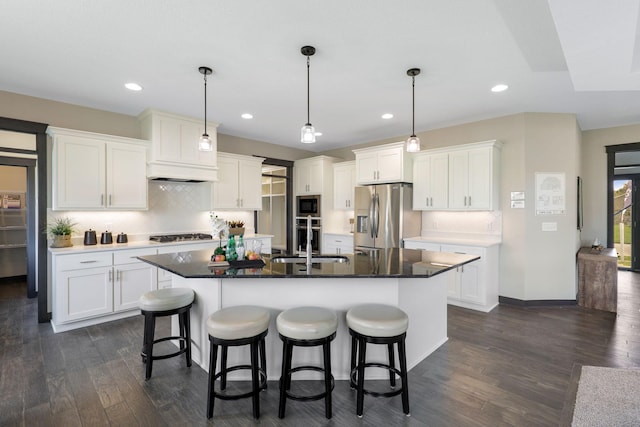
[138,287,195,380]
[206,305,270,420]
[346,303,410,417]
[276,306,338,419]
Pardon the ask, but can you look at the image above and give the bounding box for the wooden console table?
[577,247,618,312]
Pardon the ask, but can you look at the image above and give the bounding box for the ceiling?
[2,0,640,152]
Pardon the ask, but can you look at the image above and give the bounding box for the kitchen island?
[137,248,479,380]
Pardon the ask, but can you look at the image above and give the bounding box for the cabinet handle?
[430,197,433,206]
[116,270,121,281]
[101,194,104,206]
[80,260,98,264]
[241,199,243,207]
[468,196,471,206]
[109,194,112,206]
[108,270,112,282]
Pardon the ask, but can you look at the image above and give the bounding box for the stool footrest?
[211,365,267,401]
[141,336,189,361]
[282,366,335,402]
[350,363,404,398]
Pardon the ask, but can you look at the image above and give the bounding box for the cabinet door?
[213,156,240,208]
[307,160,324,194]
[467,147,492,209]
[106,142,147,209]
[412,155,430,210]
[355,151,379,184]
[114,262,158,312]
[429,154,449,209]
[295,163,310,195]
[238,159,263,210]
[376,146,403,182]
[448,151,470,209]
[458,262,484,304]
[53,136,106,210]
[57,267,113,323]
[334,163,356,209]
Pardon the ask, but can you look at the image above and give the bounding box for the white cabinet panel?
[58,267,113,323]
[114,262,158,312]
[412,152,448,210]
[333,161,356,210]
[323,234,354,254]
[353,142,412,185]
[403,240,440,251]
[448,144,499,210]
[213,153,264,210]
[295,156,334,195]
[49,127,148,211]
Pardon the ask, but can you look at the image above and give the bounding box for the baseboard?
[499,296,577,307]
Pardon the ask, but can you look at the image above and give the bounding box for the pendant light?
[198,66,213,152]
[406,68,421,153]
[300,45,316,144]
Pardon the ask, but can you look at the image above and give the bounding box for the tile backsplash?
[48,181,256,241]
[421,211,502,236]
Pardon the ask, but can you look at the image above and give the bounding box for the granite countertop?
[137,248,479,279]
[48,234,274,254]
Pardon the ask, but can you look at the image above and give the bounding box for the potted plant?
[47,216,76,248]
[227,220,245,236]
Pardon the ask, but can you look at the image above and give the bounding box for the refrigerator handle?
[373,193,380,238]
[369,194,375,238]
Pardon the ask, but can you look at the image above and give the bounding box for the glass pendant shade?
[301,123,316,143]
[199,133,213,151]
[406,135,421,152]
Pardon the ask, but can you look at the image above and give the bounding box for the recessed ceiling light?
[382,113,394,119]
[124,82,143,91]
[314,132,322,137]
[491,84,509,93]
[241,113,253,119]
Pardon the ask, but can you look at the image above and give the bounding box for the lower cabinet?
[403,240,499,312]
[323,233,354,254]
[53,248,158,329]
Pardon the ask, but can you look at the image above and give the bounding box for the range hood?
[139,109,219,183]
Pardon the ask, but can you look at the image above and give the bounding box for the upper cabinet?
[138,109,218,182]
[412,152,449,210]
[353,141,413,185]
[294,156,336,196]
[212,152,265,210]
[48,127,148,211]
[333,161,356,210]
[412,140,502,211]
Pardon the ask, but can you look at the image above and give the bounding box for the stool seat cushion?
[207,305,271,340]
[139,288,194,312]
[277,306,338,340]
[346,304,408,337]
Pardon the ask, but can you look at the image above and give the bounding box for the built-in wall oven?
[296,195,321,253]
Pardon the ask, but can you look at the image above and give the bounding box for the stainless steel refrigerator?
[354,183,421,250]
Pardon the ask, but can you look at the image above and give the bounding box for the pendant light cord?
[306,55,311,125]
[411,75,416,136]
[203,73,208,135]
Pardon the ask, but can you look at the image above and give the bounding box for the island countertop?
[137,247,480,279]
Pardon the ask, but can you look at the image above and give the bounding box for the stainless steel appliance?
[149,233,213,243]
[354,183,421,250]
[296,195,321,254]
[297,195,320,216]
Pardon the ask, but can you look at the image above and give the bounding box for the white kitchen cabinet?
[448,142,501,210]
[412,152,449,210]
[113,248,159,312]
[52,248,158,330]
[323,233,354,254]
[139,109,218,182]
[48,127,148,210]
[353,142,413,185]
[212,152,265,210]
[333,161,356,209]
[402,240,441,251]
[295,156,336,195]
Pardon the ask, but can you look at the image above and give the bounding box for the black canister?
[83,229,97,245]
[116,233,128,244]
[100,231,113,244]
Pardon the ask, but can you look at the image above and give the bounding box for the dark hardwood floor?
[1,273,639,426]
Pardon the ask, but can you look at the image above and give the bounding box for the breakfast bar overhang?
[137,248,479,380]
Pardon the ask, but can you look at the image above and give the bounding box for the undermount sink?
[271,255,349,264]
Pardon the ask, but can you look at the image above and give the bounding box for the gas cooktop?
[149,233,213,243]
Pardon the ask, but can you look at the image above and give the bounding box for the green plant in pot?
[47,217,76,248]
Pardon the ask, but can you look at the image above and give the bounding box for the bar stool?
[206,305,270,420]
[138,287,194,380]
[346,303,410,417]
[276,306,338,419]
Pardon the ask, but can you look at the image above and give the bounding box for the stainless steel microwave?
[297,195,320,216]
